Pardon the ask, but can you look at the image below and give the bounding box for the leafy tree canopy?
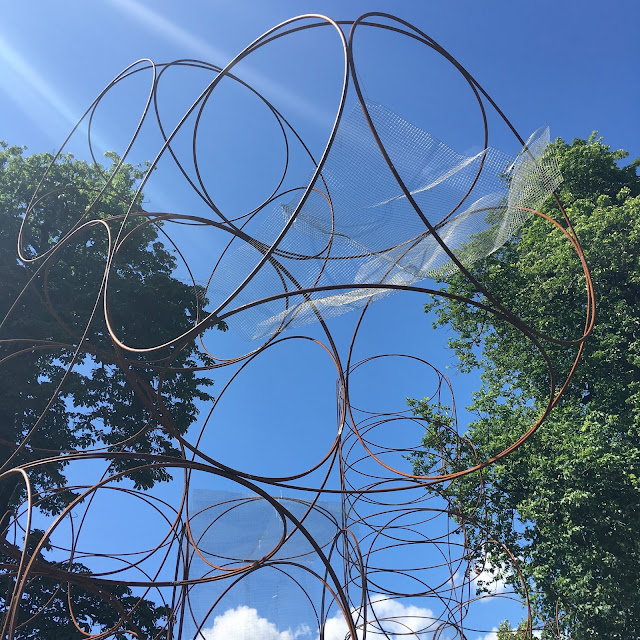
[412,134,640,639]
[496,619,529,640]
[0,142,225,638]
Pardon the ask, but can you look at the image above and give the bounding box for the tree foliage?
[495,619,529,640]
[0,143,225,638]
[412,134,640,638]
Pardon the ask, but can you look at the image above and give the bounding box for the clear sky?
[2,0,639,158]
[2,2,639,639]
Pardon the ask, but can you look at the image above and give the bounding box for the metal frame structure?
[0,14,593,640]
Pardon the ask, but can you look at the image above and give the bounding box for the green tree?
[412,134,640,638]
[0,143,226,638]
[496,619,529,639]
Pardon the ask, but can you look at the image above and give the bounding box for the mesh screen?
[212,102,561,340]
[184,491,344,640]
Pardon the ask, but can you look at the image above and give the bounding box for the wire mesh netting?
[215,102,561,340]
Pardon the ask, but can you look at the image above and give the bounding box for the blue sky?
[2,1,639,639]
[2,1,639,158]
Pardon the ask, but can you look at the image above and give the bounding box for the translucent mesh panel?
[209,101,561,340]
[184,491,344,640]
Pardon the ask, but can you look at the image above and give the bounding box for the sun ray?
[0,33,80,139]
[106,0,335,126]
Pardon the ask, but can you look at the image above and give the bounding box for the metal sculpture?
[0,13,593,640]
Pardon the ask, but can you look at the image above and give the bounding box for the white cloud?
[472,556,508,596]
[199,596,437,640]
[476,628,498,640]
[293,625,312,639]
[320,594,436,640]
[200,606,311,640]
